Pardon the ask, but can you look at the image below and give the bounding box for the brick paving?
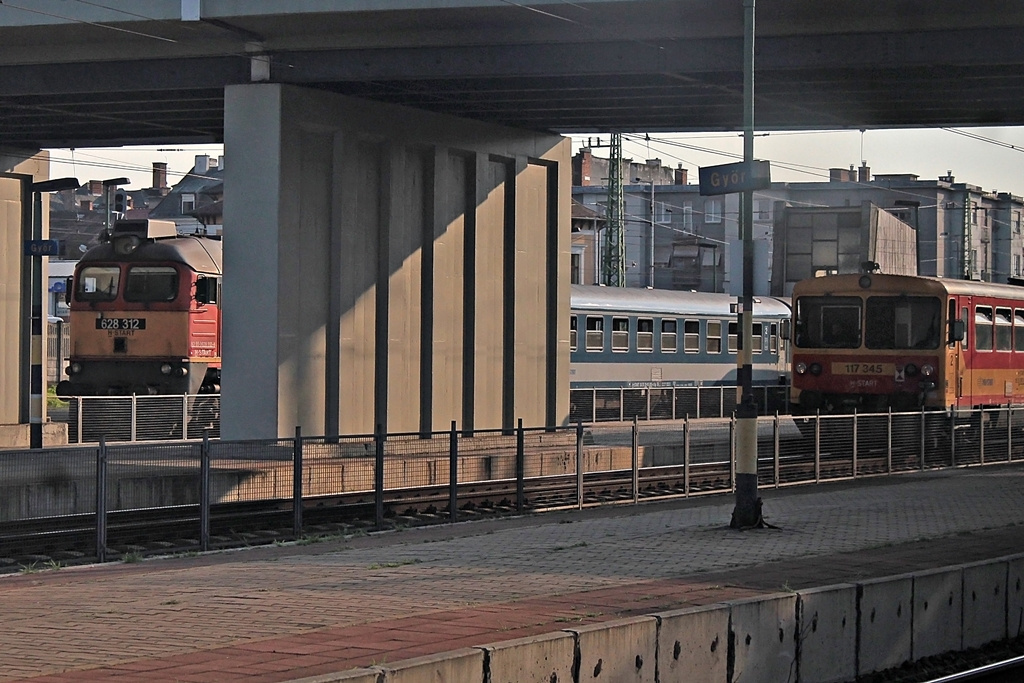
[1,464,1023,682]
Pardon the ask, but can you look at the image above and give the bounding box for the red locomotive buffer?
[56,219,223,397]
[790,272,1024,414]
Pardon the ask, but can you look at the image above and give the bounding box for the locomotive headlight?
[160,363,173,375]
[904,363,919,377]
[922,364,935,376]
[69,362,82,375]
[809,363,822,376]
[795,362,807,375]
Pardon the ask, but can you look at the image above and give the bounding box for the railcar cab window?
[585,316,603,351]
[661,319,677,353]
[975,306,994,351]
[996,307,1013,351]
[1015,309,1024,351]
[125,266,178,302]
[865,296,940,350]
[76,266,120,302]
[794,296,861,348]
[611,317,629,352]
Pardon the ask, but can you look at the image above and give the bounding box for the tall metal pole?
[730,0,761,528]
[648,181,656,287]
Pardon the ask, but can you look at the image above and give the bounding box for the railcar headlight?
[809,363,822,376]
[176,367,188,377]
[904,363,919,377]
[921,364,935,376]
[160,363,173,375]
[795,362,807,375]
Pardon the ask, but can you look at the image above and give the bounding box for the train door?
[952,299,971,408]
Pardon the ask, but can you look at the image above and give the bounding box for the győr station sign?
[698,160,772,196]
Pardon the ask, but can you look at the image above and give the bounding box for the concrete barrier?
[567,616,657,683]
[729,593,797,683]
[858,574,912,676]
[655,604,729,683]
[1009,555,1024,638]
[962,559,1008,648]
[796,584,856,683]
[912,567,962,661]
[376,648,483,682]
[482,631,575,683]
[285,669,381,683]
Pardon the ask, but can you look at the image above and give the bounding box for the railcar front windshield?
[75,266,120,302]
[795,296,862,348]
[125,266,179,302]
[865,296,941,349]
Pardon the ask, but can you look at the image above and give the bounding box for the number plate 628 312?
[95,317,146,330]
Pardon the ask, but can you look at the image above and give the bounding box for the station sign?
[24,239,60,256]
[698,160,772,196]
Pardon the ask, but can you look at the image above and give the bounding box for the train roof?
[791,273,1024,299]
[570,285,791,318]
[79,235,222,275]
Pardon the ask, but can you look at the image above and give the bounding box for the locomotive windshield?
[76,266,120,302]
[125,266,179,302]
[864,296,941,349]
[794,296,861,348]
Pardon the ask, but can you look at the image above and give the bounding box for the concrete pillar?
[222,84,569,439]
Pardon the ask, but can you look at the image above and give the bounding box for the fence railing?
[3,406,1021,564]
[569,385,789,423]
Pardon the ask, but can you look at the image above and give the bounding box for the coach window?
[661,319,678,353]
[125,266,179,302]
[637,318,654,352]
[752,322,763,353]
[1016,310,1024,351]
[76,266,120,302]
[707,321,722,354]
[611,317,630,352]
[585,316,604,351]
[570,316,577,352]
[683,319,700,353]
[996,308,1013,351]
[975,306,994,351]
[769,323,779,354]
[728,322,738,353]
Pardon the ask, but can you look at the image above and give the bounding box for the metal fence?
[46,320,70,384]
[3,407,1022,566]
[569,385,789,423]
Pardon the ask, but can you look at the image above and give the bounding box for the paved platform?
[2,463,1023,683]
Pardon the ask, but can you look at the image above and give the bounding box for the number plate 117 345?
[831,362,892,375]
[95,317,146,331]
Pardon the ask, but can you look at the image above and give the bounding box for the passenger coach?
[790,272,1024,414]
[570,285,791,389]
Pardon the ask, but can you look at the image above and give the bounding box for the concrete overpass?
[2,1,1022,441]
[2,0,1024,147]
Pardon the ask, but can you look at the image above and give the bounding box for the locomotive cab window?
[996,307,1013,351]
[637,318,654,352]
[661,319,677,353]
[585,316,603,352]
[125,266,179,302]
[683,319,699,353]
[794,296,861,348]
[611,317,629,352]
[865,296,940,350]
[76,266,120,302]
[975,306,994,351]
[570,316,577,352]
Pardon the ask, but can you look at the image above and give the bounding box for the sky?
[44,126,1024,197]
